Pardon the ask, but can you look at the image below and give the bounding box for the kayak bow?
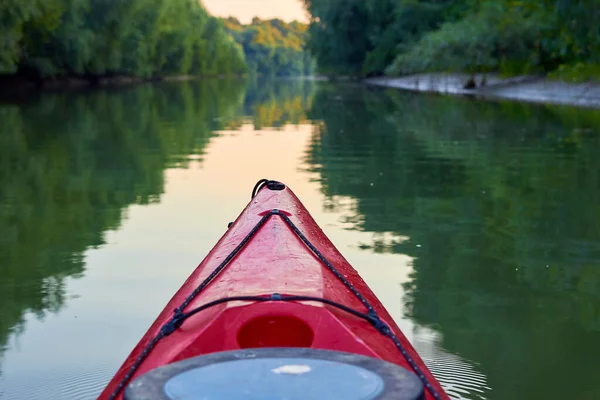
[99,179,449,400]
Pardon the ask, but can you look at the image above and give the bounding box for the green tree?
[0,0,40,72]
[302,0,600,79]
[302,0,470,76]
[303,0,370,75]
[223,17,314,77]
[0,0,248,80]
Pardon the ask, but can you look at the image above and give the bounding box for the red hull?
[99,182,449,400]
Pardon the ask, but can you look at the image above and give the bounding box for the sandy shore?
[365,73,600,109]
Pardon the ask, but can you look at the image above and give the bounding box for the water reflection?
[241,77,315,129]
[305,83,600,399]
[0,77,316,399]
[2,78,600,400]
[0,79,242,350]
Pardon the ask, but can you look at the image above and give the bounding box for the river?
[1,78,600,399]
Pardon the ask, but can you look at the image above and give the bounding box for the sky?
[203,0,308,23]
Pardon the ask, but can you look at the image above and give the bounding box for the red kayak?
[99,180,449,400]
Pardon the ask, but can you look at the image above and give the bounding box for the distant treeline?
[0,0,247,82]
[303,0,600,81]
[223,17,315,77]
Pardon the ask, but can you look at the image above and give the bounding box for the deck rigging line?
[109,180,442,400]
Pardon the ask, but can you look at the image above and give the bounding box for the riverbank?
[365,73,600,109]
[0,75,162,91]
[0,74,247,103]
[0,73,241,90]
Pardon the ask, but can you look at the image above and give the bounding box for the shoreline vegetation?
[0,1,311,94]
[0,0,314,93]
[222,17,315,78]
[1,0,247,87]
[3,0,600,111]
[301,0,600,109]
[302,0,599,80]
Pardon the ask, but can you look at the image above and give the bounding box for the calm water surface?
[1,78,600,400]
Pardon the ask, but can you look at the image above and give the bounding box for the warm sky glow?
[203,0,308,23]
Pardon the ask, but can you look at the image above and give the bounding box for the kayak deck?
[99,180,449,400]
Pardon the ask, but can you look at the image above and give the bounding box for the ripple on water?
[415,331,492,400]
[1,364,115,400]
[425,353,492,400]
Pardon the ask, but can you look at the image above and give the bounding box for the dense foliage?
[0,0,247,80]
[223,17,314,76]
[302,0,600,79]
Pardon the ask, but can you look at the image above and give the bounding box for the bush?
[549,63,600,83]
[386,2,556,76]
